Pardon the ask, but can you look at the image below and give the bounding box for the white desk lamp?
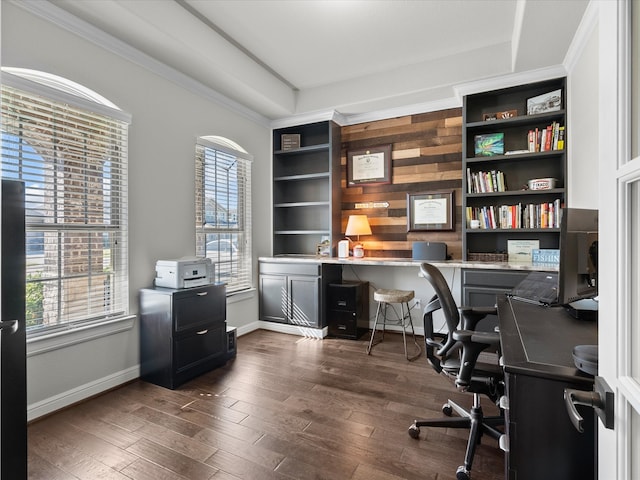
[345,214,372,258]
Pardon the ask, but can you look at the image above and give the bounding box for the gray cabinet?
[462,268,529,331]
[259,261,341,329]
[272,121,341,255]
[139,283,227,389]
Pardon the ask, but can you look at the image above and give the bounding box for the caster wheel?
[407,424,420,439]
[442,403,453,416]
[456,466,470,480]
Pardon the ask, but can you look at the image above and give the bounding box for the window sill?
[26,315,136,357]
[227,287,256,304]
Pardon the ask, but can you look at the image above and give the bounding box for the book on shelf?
[466,198,563,230]
[527,122,565,152]
[466,167,507,194]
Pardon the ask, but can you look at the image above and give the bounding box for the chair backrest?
[420,262,461,370]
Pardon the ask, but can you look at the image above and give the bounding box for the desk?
[258,256,556,336]
[497,296,597,480]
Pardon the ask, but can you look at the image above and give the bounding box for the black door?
[1,179,27,479]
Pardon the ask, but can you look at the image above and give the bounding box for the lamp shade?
[345,215,372,237]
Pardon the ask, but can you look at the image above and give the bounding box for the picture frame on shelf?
[526,89,562,115]
[407,190,454,232]
[474,132,504,157]
[347,144,392,186]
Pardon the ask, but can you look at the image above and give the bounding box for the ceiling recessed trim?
[10,0,272,127]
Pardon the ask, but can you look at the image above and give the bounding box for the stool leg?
[381,302,387,342]
[400,302,408,359]
[367,301,383,355]
[405,301,422,361]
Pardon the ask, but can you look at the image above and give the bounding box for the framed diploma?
[347,144,392,186]
[407,190,455,231]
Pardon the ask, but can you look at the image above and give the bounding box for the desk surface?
[260,255,557,272]
[498,296,597,385]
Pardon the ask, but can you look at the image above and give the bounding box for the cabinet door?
[288,275,320,327]
[259,274,287,323]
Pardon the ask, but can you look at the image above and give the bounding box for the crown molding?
[563,0,599,73]
[454,65,568,101]
[10,0,271,128]
[270,110,346,129]
[340,96,462,126]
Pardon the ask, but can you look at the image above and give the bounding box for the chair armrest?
[451,330,501,390]
[459,306,498,330]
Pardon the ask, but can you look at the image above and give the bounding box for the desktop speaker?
[412,241,447,261]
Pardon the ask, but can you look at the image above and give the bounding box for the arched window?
[195,136,252,293]
[1,68,131,334]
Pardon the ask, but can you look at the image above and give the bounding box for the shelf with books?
[462,77,567,260]
[465,198,562,231]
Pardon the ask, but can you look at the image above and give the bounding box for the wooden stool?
[366,288,421,361]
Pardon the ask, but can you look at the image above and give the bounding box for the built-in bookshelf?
[462,78,567,261]
[272,121,341,255]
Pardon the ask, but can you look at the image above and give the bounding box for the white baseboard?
[27,365,140,422]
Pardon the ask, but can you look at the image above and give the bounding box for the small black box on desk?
[327,281,369,339]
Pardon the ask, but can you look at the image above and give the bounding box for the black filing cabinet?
[327,281,369,339]
[139,283,227,389]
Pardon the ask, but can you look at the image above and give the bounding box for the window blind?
[1,80,129,335]
[195,138,252,293]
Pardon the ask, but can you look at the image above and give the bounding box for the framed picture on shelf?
[407,190,454,231]
[474,132,504,157]
[526,89,562,115]
[347,144,392,186]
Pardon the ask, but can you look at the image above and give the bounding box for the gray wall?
[2,2,271,419]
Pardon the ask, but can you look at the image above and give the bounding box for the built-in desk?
[497,296,597,480]
[258,256,557,337]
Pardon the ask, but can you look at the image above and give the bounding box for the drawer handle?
[196,329,208,335]
[197,292,208,296]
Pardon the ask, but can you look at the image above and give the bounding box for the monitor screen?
[557,208,598,305]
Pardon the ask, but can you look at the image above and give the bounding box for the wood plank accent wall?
[341,108,463,259]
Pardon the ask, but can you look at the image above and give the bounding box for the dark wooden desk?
[497,296,597,480]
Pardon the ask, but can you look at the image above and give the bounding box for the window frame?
[195,136,253,294]
[1,69,131,340]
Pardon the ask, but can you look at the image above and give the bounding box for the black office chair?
[408,262,505,480]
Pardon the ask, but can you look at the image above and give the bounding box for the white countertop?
[259,255,558,272]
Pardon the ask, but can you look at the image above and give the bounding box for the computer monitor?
[557,208,598,306]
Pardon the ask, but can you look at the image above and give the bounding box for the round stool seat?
[374,289,414,304]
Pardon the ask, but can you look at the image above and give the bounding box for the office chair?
[408,262,506,480]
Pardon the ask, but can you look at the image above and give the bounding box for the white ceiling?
[47,0,590,122]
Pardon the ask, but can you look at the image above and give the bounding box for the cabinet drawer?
[327,282,366,312]
[462,269,528,288]
[174,324,225,373]
[259,262,320,276]
[173,284,226,332]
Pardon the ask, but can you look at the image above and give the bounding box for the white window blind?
[195,137,252,293]
[1,73,129,335]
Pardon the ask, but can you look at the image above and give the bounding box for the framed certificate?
[347,144,392,186]
[407,190,455,231]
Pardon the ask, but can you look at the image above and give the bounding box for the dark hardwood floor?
[28,330,504,480]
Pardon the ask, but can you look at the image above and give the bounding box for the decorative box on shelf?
[281,133,301,150]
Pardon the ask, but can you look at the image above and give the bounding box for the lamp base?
[353,244,365,258]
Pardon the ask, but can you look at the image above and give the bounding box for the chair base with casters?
[366,288,421,361]
[408,392,505,480]
[410,262,507,480]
